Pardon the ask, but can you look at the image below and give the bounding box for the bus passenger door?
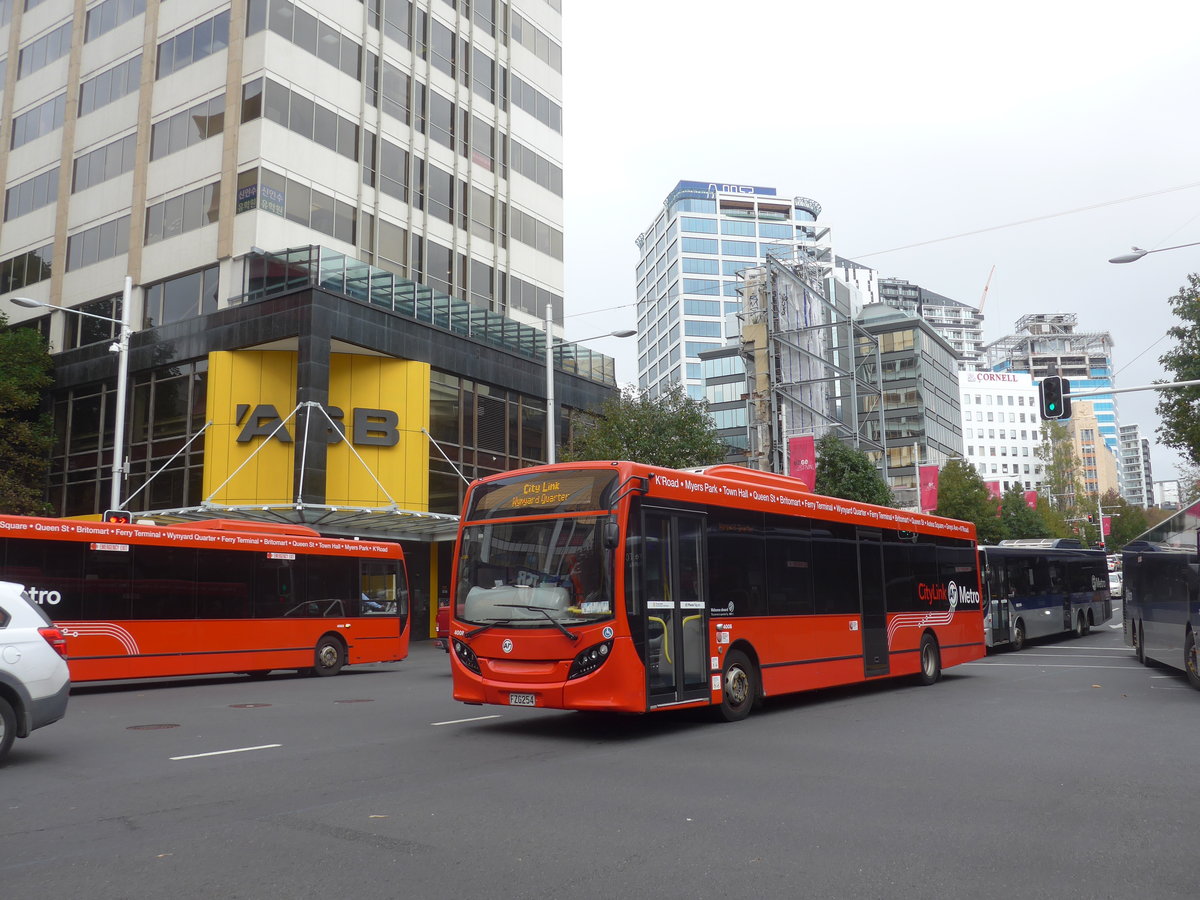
[985,556,1011,646]
[858,528,889,678]
[642,509,710,708]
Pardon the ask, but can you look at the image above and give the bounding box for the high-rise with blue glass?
[634,181,827,401]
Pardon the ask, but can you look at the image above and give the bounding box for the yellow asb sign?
[203,350,429,509]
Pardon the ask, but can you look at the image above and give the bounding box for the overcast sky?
[559,0,1200,481]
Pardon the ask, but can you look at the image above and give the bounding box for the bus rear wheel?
[312,636,346,677]
[916,634,941,686]
[1185,631,1200,690]
[716,650,756,722]
[1074,613,1087,638]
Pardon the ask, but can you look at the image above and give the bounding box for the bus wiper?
[495,604,580,641]
[465,618,513,638]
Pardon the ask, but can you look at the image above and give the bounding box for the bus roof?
[0,514,404,559]
[466,461,977,542]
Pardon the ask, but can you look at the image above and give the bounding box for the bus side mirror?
[604,519,619,549]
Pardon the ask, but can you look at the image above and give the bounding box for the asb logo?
[235,404,399,447]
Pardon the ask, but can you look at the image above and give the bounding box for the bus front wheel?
[312,636,346,677]
[1185,631,1200,690]
[1011,620,1026,652]
[716,650,756,722]
[916,634,941,686]
[1134,621,1146,665]
[1074,613,1088,638]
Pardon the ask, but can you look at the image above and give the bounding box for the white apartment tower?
[1,0,564,337]
[958,370,1045,495]
[635,180,829,400]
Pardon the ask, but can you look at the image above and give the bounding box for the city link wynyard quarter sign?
[234,404,400,447]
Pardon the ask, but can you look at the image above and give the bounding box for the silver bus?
[982,540,1112,650]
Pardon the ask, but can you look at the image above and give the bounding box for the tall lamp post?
[1109,240,1200,264]
[544,302,634,464]
[10,276,134,510]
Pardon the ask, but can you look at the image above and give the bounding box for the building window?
[85,0,147,42]
[142,266,219,328]
[65,216,131,272]
[156,11,230,80]
[144,181,220,245]
[4,166,59,220]
[79,55,142,117]
[10,94,66,149]
[73,134,137,192]
[151,95,225,161]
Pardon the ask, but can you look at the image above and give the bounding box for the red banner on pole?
[985,481,1002,500]
[1023,490,1038,510]
[787,435,816,489]
[1102,515,1112,536]
[918,465,939,512]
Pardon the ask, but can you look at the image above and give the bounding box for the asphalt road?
[2,605,1195,899]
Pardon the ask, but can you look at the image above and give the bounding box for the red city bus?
[0,515,409,682]
[449,462,984,721]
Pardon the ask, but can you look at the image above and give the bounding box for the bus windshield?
[456,516,614,628]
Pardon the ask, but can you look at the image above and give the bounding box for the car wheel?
[0,696,16,764]
[313,636,346,677]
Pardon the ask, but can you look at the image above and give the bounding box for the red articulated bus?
[0,515,409,682]
[449,462,984,721]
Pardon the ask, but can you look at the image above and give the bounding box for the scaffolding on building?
[739,247,885,476]
[983,313,1115,380]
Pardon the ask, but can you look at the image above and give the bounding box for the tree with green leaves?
[811,432,894,506]
[563,383,727,468]
[1157,272,1200,465]
[1098,489,1148,551]
[998,484,1048,540]
[932,457,1003,544]
[0,315,54,515]
[1036,419,1083,511]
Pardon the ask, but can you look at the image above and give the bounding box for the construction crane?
[979,264,996,313]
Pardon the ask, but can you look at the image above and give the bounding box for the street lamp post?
[544,301,634,464]
[1108,240,1200,264]
[10,276,134,510]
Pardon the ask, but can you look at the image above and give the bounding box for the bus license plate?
[509,693,536,707]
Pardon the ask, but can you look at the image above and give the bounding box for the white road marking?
[964,662,1133,669]
[170,743,282,761]
[432,715,502,726]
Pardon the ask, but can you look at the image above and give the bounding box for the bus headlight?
[453,639,481,674]
[567,640,613,680]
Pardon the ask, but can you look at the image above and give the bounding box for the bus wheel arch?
[716,644,759,722]
[916,631,941,686]
[1185,629,1200,690]
[312,633,347,677]
[1011,619,1026,652]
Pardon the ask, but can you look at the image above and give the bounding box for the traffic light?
[103,509,133,524]
[1038,375,1072,419]
[1087,514,1095,524]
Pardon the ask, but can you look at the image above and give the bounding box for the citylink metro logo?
[947,580,982,609]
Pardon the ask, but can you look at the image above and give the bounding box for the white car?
[1109,572,1124,599]
[0,581,70,764]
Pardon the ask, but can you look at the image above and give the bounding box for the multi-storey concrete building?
[1119,423,1153,508]
[877,278,985,371]
[957,370,1044,495]
[0,1,613,634]
[984,313,1119,457]
[856,303,963,507]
